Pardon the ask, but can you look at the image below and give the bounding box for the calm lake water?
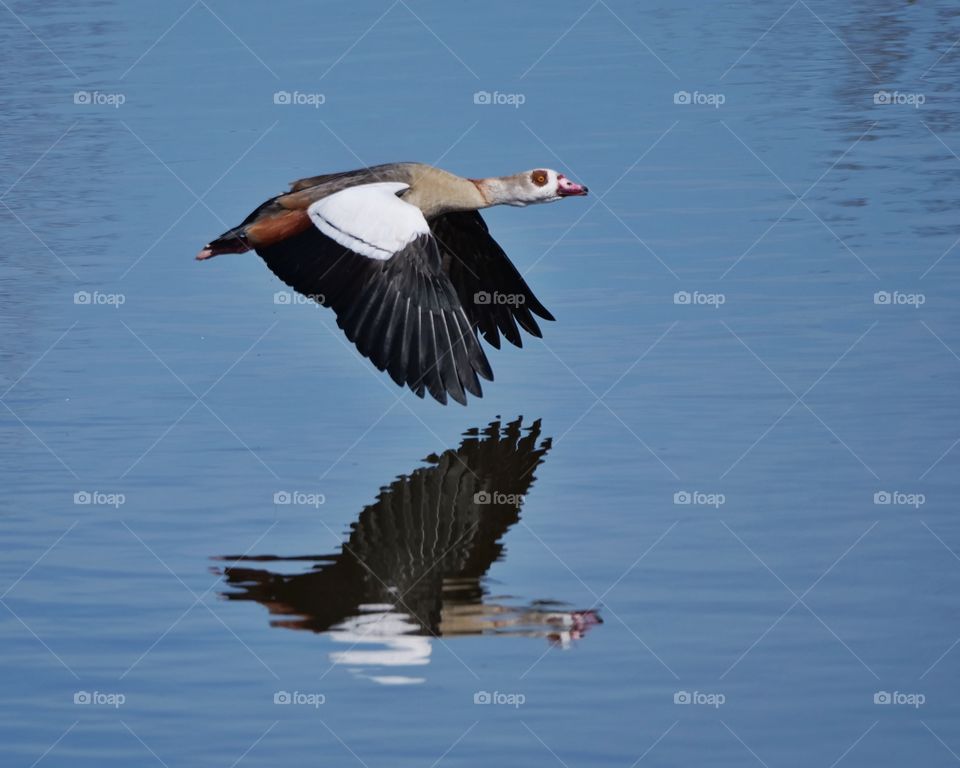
[3,1,960,765]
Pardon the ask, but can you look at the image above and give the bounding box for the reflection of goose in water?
[215,417,600,684]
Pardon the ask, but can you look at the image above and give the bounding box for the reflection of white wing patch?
[307,182,430,261]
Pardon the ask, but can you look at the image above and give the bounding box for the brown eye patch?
[531,170,548,186]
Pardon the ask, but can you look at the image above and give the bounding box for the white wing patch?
[307,182,430,261]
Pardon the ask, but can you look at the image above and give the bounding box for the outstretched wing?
[256,184,493,405]
[431,211,555,349]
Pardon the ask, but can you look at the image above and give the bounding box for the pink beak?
[557,174,588,197]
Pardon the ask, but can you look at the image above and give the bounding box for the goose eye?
[532,171,548,186]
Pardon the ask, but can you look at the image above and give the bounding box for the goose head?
[477,168,588,207]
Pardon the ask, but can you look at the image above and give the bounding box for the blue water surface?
[2,1,960,766]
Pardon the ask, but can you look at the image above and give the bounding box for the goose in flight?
[196,163,588,404]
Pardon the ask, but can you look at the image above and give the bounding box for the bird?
[196,162,588,405]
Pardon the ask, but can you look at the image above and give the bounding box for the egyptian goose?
[196,163,588,404]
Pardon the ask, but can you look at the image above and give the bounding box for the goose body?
[197,162,588,404]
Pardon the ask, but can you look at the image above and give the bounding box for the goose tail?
[196,226,252,260]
